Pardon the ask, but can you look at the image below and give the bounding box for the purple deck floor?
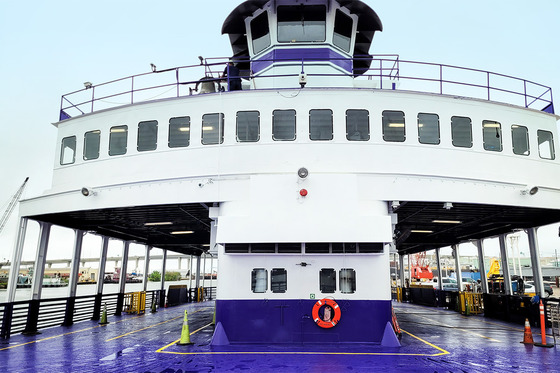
[0,301,557,372]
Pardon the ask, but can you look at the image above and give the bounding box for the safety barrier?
[459,292,483,315]
[547,301,559,345]
[123,291,146,315]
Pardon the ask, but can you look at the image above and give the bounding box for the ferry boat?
[4,0,560,346]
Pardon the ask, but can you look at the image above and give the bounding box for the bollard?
[99,303,109,325]
[534,300,554,348]
[177,309,194,345]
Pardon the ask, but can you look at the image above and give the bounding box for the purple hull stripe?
[215,299,392,344]
[252,48,353,74]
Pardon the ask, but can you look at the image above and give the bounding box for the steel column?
[115,241,130,316]
[31,222,52,300]
[398,254,405,288]
[452,245,463,292]
[476,240,489,294]
[67,230,85,298]
[143,246,151,292]
[435,248,443,291]
[527,228,545,297]
[6,217,28,303]
[160,249,167,292]
[92,236,109,321]
[498,234,513,295]
[195,255,201,290]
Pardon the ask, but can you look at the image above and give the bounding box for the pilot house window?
[84,130,100,160]
[511,125,529,156]
[333,10,353,52]
[278,5,326,43]
[251,12,271,54]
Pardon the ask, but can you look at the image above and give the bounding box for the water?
[0,279,216,303]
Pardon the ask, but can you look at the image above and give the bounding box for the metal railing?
[59,55,554,120]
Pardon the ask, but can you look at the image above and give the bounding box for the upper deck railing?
[59,55,555,120]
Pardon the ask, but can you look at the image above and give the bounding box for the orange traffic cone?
[521,318,534,344]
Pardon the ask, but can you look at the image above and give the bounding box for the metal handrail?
[59,55,554,120]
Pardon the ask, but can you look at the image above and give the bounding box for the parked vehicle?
[432,277,458,292]
[526,281,553,297]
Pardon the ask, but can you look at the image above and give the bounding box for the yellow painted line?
[0,314,144,351]
[106,307,211,342]
[156,327,449,357]
[155,322,214,353]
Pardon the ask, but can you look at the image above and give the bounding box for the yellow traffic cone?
[99,303,109,325]
[177,309,193,345]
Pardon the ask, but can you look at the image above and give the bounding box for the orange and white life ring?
[312,298,341,328]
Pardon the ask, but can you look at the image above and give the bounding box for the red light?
[300,189,308,197]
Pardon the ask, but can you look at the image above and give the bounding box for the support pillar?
[398,254,405,288]
[159,249,167,307]
[527,228,545,297]
[202,253,207,289]
[92,236,109,321]
[6,218,28,303]
[24,221,52,335]
[452,245,463,293]
[115,241,130,316]
[195,255,202,290]
[189,254,194,290]
[476,240,488,294]
[498,234,512,295]
[435,248,443,291]
[64,229,85,326]
[143,246,151,292]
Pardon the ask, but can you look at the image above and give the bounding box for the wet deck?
[0,301,557,372]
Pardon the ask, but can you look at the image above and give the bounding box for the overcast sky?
[1,1,559,265]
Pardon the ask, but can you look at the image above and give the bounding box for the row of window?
[251,268,357,294]
[225,242,384,254]
[59,110,556,165]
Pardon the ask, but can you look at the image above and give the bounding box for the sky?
[1,0,560,267]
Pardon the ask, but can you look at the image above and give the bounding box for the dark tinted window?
[511,125,529,155]
[202,113,224,145]
[320,268,336,293]
[237,111,260,142]
[271,268,287,293]
[109,125,128,156]
[333,10,353,52]
[169,117,190,148]
[251,12,271,54]
[382,111,405,142]
[483,120,502,152]
[309,109,333,141]
[346,110,369,141]
[138,120,158,151]
[84,131,100,160]
[451,116,472,148]
[278,5,326,42]
[273,110,296,141]
[418,113,440,145]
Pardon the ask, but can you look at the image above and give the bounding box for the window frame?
[451,116,473,148]
[60,136,77,165]
[251,268,268,293]
[319,268,337,293]
[537,130,555,160]
[277,5,327,43]
[137,120,158,152]
[272,109,296,141]
[236,111,260,143]
[333,9,353,52]
[250,11,271,54]
[271,268,287,293]
[346,109,370,141]
[417,113,440,145]
[482,120,503,152]
[309,109,333,141]
[202,113,224,145]
[339,268,356,294]
[168,116,191,148]
[109,125,128,156]
[83,130,101,161]
[382,110,406,142]
[511,125,530,156]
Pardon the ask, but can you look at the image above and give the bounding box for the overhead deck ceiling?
[30,201,560,256]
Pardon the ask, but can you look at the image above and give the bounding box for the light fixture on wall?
[83,82,92,89]
[150,63,157,72]
[298,167,309,179]
[520,186,539,196]
[81,187,96,197]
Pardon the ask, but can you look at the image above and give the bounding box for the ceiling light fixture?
[432,220,462,224]
[411,230,433,234]
[144,222,173,226]
[171,231,194,235]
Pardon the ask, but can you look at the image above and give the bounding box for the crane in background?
[0,177,29,236]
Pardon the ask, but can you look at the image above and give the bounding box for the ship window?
[332,243,357,254]
[60,136,76,165]
[237,111,260,142]
[418,113,440,145]
[483,120,502,152]
[273,110,296,141]
[451,116,472,148]
[271,268,287,293]
[251,11,271,54]
[346,110,369,141]
[358,243,384,253]
[309,109,333,141]
[137,120,158,152]
[169,116,190,148]
[339,268,356,294]
[224,244,249,253]
[109,125,128,156]
[306,243,330,254]
[511,125,529,156]
[333,10,353,52]
[251,243,275,253]
[538,130,555,160]
[84,131,100,161]
[202,113,224,145]
[278,243,302,253]
[251,268,268,293]
[320,268,336,293]
[277,5,326,43]
[382,111,406,142]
